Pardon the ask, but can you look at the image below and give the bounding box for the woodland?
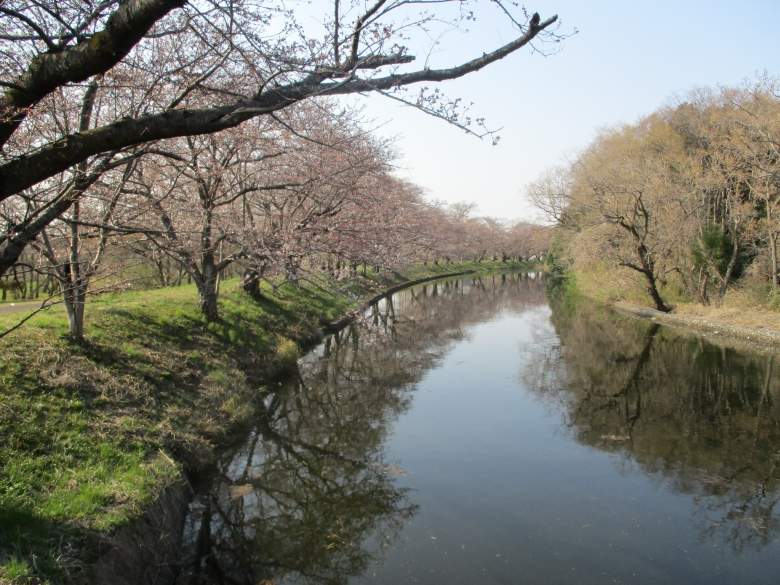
[532,79,780,314]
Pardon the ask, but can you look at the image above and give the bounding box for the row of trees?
[0,0,560,339]
[0,0,560,278]
[531,78,780,311]
[1,97,550,337]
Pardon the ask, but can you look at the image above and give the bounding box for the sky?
[332,0,780,222]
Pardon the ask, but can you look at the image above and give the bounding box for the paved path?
[0,300,45,315]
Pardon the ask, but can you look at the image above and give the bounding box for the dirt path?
[614,302,780,351]
[0,300,44,315]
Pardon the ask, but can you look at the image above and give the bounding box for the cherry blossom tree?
[0,0,563,275]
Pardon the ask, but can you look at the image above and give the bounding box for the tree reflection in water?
[525,292,780,554]
[179,273,544,584]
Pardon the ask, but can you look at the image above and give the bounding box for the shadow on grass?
[0,278,393,583]
[0,505,101,583]
[1,480,190,585]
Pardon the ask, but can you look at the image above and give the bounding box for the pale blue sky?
[336,0,780,221]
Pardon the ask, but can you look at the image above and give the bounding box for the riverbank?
[613,301,780,351]
[0,261,524,585]
[559,267,780,350]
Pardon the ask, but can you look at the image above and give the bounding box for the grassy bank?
[0,260,523,585]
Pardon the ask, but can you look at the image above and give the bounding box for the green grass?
[0,261,526,584]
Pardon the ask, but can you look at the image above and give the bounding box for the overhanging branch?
[0,12,557,200]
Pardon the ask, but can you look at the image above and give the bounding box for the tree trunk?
[717,228,740,301]
[769,230,778,290]
[635,247,671,312]
[198,282,219,321]
[155,258,168,287]
[285,258,299,286]
[697,267,710,305]
[643,271,671,313]
[196,257,220,321]
[242,267,266,299]
[63,283,86,340]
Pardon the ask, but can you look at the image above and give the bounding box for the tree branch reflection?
[525,293,780,553]
[180,273,545,584]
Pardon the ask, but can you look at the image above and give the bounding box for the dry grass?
[571,262,780,333]
[674,289,780,332]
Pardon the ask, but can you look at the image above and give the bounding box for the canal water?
[179,273,780,584]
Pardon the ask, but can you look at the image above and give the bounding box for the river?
[177,273,780,585]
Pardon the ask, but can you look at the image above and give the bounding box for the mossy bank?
[0,261,526,585]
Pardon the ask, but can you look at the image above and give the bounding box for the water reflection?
[179,273,544,584]
[180,275,780,585]
[527,294,780,554]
